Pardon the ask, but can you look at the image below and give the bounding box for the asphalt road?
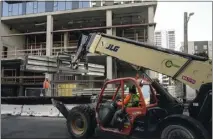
[1,115,70,139]
[1,115,157,139]
[1,115,127,139]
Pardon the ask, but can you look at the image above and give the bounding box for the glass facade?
[1,1,91,17]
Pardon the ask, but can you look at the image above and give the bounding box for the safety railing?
[24,87,115,97]
[25,88,45,97]
[1,46,77,59]
[1,77,19,83]
[53,80,106,97]
[1,76,44,84]
[24,80,106,97]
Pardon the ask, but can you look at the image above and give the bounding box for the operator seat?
[98,101,117,127]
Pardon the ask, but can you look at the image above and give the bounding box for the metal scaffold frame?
[1,20,151,97]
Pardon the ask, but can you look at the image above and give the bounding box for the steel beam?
[1,23,155,37]
[52,23,156,33]
[1,31,46,37]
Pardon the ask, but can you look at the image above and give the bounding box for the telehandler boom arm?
[72,33,212,90]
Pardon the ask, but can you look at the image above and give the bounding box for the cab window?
[141,84,156,105]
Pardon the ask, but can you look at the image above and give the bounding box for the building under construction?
[0,0,157,97]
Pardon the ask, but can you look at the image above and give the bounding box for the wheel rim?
[167,128,194,139]
[161,125,195,139]
[71,113,86,135]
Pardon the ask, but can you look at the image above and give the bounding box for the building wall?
[1,0,149,17]
[181,41,212,59]
[1,1,25,58]
[167,30,175,50]
[1,1,157,96]
[208,41,212,59]
[154,30,176,89]
[0,1,3,56]
[1,1,91,17]
[187,41,194,54]
[154,31,162,47]
[1,23,25,58]
[180,40,212,100]
[154,30,174,49]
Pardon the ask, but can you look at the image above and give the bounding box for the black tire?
[66,105,96,139]
[160,124,209,139]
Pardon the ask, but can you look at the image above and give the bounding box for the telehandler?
[52,33,212,139]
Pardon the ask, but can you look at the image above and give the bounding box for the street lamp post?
[183,12,194,102]
[184,12,194,53]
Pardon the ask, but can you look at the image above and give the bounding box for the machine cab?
[95,77,158,135]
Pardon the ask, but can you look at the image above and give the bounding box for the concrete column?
[112,27,116,36]
[0,1,3,94]
[106,10,113,81]
[0,1,3,59]
[147,6,156,79]
[46,15,53,56]
[113,58,117,78]
[147,6,155,44]
[64,32,69,51]
[19,71,24,96]
[45,15,53,96]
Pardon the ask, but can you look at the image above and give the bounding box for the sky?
[154,1,212,50]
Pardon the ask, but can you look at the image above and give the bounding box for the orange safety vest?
[43,81,49,89]
[116,94,131,106]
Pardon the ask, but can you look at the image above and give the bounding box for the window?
[194,45,198,50]
[65,1,72,10]
[38,2,45,13]
[8,4,12,16]
[72,1,79,9]
[2,1,9,16]
[99,81,122,104]
[18,3,23,15]
[12,3,19,16]
[53,1,58,11]
[33,1,38,13]
[79,1,83,8]
[58,1,66,11]
[2,46,8,58]
[26,2,33,14]
[203,45,208,50]
[82,1,90,8]
[140,85,155,105]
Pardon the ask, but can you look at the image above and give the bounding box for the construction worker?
[111,85,139,127]
[116,85,139,107]
[43,78,50,96]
